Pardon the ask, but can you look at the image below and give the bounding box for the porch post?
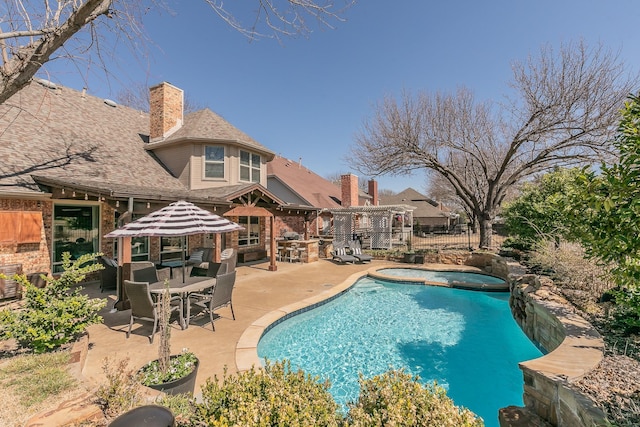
[269,215,277,271]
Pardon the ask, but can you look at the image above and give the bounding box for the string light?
[72,191,76,197]
[115,200,120,208]
[147,202,150,209]
[84,193,88,200]
[61,188,65,195]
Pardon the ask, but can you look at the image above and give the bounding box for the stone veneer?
[506,274,606,426]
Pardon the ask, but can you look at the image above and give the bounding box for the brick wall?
[341,174,358,207]
[149,82,183,140]
[0,198,52,275]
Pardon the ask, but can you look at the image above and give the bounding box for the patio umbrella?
[105,200,244,282]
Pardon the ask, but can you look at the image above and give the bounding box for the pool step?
[498,406,552,427]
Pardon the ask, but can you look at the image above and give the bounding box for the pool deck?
[80,260,483,393]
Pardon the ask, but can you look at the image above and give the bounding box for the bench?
[238,249,268,263]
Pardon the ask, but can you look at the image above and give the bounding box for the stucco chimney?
[149,82,184,141]
[368,180,378,206]
[341,174,359,207]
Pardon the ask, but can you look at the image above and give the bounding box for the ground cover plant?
[0,349,88,425]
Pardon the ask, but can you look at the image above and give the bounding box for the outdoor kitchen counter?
[276,239,319,263]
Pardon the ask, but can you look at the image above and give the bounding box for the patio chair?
[331,242,358,264]
[131,261,170,283]
[221,248,237,272]
[189,270,237,331]
[123,280,182,343]
[97,256,118,292]
[348,240,373,263]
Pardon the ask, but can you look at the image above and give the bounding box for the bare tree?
[0,1,353,105]
[350,41,636,248]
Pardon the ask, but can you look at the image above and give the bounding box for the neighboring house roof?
[381,188,450,218]
[267,156,343,209]
[146,108,275,160]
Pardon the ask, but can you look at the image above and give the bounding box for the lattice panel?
[332,213,353,245]
[370,212,391,249]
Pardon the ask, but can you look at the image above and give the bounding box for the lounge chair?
[331,242,358,264]
[348,240,373,263]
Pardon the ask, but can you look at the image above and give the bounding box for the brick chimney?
[341,174,359,207]
[368,179,378,206]
[149,82,184,141]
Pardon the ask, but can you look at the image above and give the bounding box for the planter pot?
[414,254,425,264]
[109,405,174,427]
[403,253,416,263]
[142,356,199,396]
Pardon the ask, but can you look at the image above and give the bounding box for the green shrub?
[0,252,106,353]
[346,370,484,427]
[95,357,144,419]
[196,360,342,426]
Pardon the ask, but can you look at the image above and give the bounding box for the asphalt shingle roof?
[0,80,276,199]
[267,156,343,209]
[382,188,450,218]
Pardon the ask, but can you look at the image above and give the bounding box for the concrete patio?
[81,258,390,392]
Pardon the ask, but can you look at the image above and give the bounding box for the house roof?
[0,80,278,205]
[0,80,187,196]
[267,156,343,209]
[146,108,276,160]
[381,188,450,218]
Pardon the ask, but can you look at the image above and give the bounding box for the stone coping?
[235,266,379,372]
[518,293,604,382]
[368,265,509,291]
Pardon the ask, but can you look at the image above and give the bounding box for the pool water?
[378,268,507,285]
[257,277,543,427]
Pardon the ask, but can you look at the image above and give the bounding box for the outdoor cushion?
[189,250,204,264]
[336,247,347,256]
[352,247,362,255]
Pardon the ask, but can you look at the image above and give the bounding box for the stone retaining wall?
[507,274,607,426]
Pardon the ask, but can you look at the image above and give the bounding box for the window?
[53,204,100,273]
[161,236,187,262]
[238,216,260,246]
[240,150,261,183]
[204,145,225,179]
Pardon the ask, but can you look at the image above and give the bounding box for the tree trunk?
[478,215,493,249]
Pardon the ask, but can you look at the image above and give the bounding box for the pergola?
[328,204,416,250]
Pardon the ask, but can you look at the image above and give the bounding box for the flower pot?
[403,253,416,263]
[141,356,199,396]
[109,405,174,427]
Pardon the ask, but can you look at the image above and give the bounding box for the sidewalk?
[81,259,389,391]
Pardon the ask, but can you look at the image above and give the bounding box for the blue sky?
[41,0,640,193]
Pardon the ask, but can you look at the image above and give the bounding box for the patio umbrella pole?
[181,235,186,283]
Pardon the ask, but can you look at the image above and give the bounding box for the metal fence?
[344,228,506,252]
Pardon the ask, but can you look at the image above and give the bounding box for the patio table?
[149,276,216,329]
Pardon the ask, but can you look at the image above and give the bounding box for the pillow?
[336,247,346,256]
[352,247,362,255]
[189,250,204,264]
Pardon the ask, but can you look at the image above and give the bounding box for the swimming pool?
[257,276,542,427]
